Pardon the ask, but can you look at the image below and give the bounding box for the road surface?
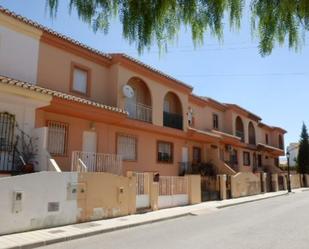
[39,191,309,249]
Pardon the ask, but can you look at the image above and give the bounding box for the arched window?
[163,92,183,130]
[235,116,245,142]
[125,77,152,123]
[248,122,256,145]
[278,134,284,150]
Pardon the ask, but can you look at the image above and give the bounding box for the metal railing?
[71,151,122,175]
[163,112,183,130]
[159,176,188,196]
[48,158,61,172]
[135,172,150,195]
[236,130,245,142]
[125,102,152,123]
[77,158,88,172]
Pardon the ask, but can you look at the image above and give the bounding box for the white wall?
[0,91,49,134]
[0,90,51,171]
[32,127,50,172]
[0,172,78,235]
[0,26,40,83]
[288,143,299,167]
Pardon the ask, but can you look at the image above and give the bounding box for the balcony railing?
[71,151,123,175]
[163,111,183,130]
[125,102,152,123]
[236,130,245,142]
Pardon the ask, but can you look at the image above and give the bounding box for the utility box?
[12,191,24,214]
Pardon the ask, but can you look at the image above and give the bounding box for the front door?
[82,131,97,153]
[82,131,97,171]
[182,147,189,163]
[258,154,262,167]
[181,147,189,174]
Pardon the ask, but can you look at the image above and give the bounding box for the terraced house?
[0,6,286,178]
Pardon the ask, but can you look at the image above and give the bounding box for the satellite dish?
[122,85,134,98]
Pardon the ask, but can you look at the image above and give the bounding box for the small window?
[243,151,251,166]
[47,120,69,156]
[265,134,269,145]
[117,134,137,161]
[157,141,173,163]
[193,147,201,163]
[71,64,90,95]
[213,114,219,129]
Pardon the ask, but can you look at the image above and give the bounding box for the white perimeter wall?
[0,26,40,83]
[0,172,78,235]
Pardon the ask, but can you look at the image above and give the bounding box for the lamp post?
[286,150,292,193]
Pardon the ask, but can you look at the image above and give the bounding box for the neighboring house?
[287,143,299,167]
[0,6,286,176]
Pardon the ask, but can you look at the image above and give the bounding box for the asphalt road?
[39,191,309,249]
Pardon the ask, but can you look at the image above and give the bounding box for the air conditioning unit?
[188,108,194,126]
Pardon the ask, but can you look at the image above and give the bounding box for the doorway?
[82,131,97,153]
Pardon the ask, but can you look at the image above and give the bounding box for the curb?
[217,192,289,209]
[4,213,191,249]
[2,191,301,249]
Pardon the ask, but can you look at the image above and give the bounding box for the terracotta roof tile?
[0,6,111,60]
[0,75,127,115]
[111,53,193,90]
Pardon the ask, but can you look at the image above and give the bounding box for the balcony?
[125,102,152,123]
[163,111,183,130]
[236,130,245,142]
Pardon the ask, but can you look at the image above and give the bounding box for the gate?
[135,172,150,210]
[0,112,16,172]
[278,175,285,190]
[158,176,188,209]
[226,175,232,199]
[266,173,272,192]
[201,176,220,201]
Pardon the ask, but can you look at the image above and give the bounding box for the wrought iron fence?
[0,112,16,172]
[71,151,123,175]
[159,176,188,196]
[163,111,183,130]
[125,102,152,123]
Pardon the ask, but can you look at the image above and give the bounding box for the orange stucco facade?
[0,8,286,176]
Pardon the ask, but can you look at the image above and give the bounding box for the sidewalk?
[0,188,307,249]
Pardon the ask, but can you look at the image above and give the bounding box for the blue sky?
[1,0,309,148]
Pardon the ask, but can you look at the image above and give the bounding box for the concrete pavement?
[0,189,307,249]
[38,189,309,249]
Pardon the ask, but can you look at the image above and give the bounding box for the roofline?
[0,75,127,115]
[259,122,287,134]
[110,53,193,92]
[0,6,112,62]
[225,103,262,121]
[189,94,227,111]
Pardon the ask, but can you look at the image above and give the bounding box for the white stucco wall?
[0,91,49,134]
[0,26,40,83]
[0,172,78,235]
[0,89,51,171]
[287,143,299,167]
